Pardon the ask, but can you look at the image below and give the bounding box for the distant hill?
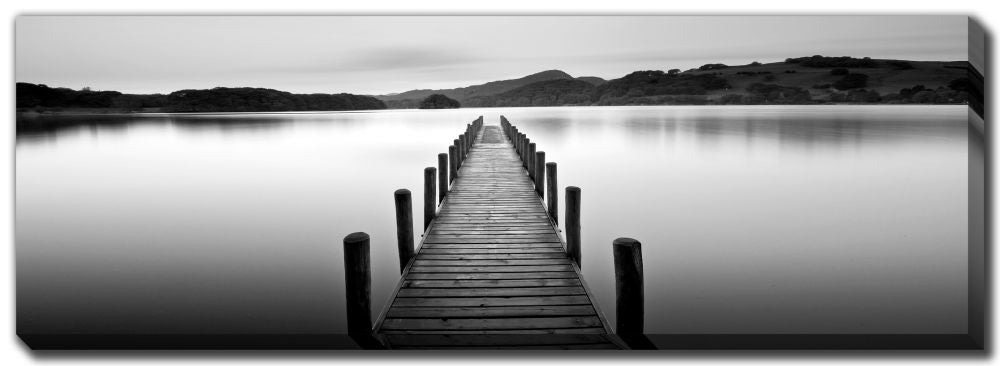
[376,70,605,108]
[576,76,607,86]
[417,57,975,108]
[464,79,596,107]
[16,83,386,113]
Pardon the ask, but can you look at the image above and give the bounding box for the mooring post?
[458,135,466,162]
[527,142,536,178]
[393,189,414,273]
[566,186,581,267]
[546,162,557,223]
[534,151,545,197]
[424,167,436,230]
[467,124,473,149]
[523,137,529,165]
[437,153,448,202]
[613,237,644,335]
[343,232,372,334]
[521,132,531,161]
[454,138,463,169]
[448,145,458,183]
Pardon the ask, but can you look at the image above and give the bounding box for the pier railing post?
[424,167,436,230]
[523,137,529,166]
[466,124,473,149]
[534,151,545,197]
[393,190,414,273]
[613,237,644,335]
[343,232,372,334]
[448,145,458,183]
[458,135,466,164]
[546,162,557,224]
[566,186,581,267]
[527,142,536,177]
[437,153,448,202]
[454,138,462,169]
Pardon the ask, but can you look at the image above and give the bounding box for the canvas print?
[14,15,985,350]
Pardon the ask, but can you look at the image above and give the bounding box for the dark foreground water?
[16,106,969,336]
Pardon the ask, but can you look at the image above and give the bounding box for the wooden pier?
[344,116,645,350]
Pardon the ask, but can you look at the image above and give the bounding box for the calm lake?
[16,105,969,336]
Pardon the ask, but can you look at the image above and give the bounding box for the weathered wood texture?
[374,123,620,349]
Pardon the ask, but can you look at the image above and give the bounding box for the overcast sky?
[16,15,968,95]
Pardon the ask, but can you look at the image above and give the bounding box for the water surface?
[16,106,969,336]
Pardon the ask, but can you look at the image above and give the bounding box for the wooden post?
[534,151,545,197]
[448,145,458,183]
[343,232,371,334]
[523,137,530,166]
[527,142,536,178]
[454,138,462,169]
[521,133,531,161]
[613,237,644,335]
[393,189,414,274]
[424,167,436,230]
[437,153,448,202]
[566,186,581,267]
[546,162,557,224]
[467,124,473,149]
[458,135,466,161]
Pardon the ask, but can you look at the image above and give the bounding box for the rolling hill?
[375,70,607,108]
[392,57,974,108]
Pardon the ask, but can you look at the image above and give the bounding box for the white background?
[1,0,997,364]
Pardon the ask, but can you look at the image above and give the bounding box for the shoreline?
[16,102,971,118]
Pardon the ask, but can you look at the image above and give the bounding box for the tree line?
[16,83,386,112]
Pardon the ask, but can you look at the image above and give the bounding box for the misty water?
[16,105,969,336]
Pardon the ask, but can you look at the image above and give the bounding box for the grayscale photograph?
[14,15,986,350]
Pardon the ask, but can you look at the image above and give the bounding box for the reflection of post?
[393,190,414,273]
[566,186,581,267]
[546,162,557,224]
[343,232,372,334]
[437,153,448,202]
[424,167,436,230]
[613,237,643,334]
[534,151,545,197]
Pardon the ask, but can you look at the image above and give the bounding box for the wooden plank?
[402,278,582,288]
[396,286,586,298]
[391,295,593,307]
[379,328,608,335]
[386,305,596,318]
[381,317,605,330]
[413,259,569,266]
[419,248,565,254]
[417,253,567,260]
[419,243,564,249]
[422,238,562,244]
[382,334,611,346]
[405,272,580,280]
[425,234,561,239]
[407,265,575,273]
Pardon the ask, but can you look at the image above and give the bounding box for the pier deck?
[372,124,621,349]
